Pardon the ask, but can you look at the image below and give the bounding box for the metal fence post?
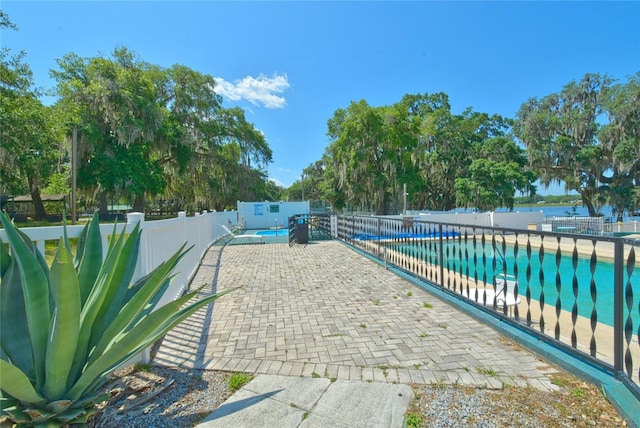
[438,223,444,288]
[377,217,381,258]
[613,239,624,374]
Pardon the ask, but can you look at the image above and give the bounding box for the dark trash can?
[296,219,309,244]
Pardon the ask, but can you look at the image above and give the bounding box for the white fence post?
[126,212,152,364]
[127,212,148,284]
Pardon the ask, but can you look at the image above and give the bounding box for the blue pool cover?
[353,231,460,240]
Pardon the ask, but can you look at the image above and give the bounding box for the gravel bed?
[89,365,627,428]
[93,366,232,428]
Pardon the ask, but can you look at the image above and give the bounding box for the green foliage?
[42,167,71,196]
[29,46,275,214]
[405,412,424,428]
[228,373,253,392]
[321,92,537,214]
[0,212,234,425]
[514,72,640,219]
[0,34,65,218]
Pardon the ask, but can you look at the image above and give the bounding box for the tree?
[326,100,414,215]
[514,73,615,217]
[404,91,526,211]
[321,92,537,214]
[51,48,273,214]
[598,72,640,220]
[454,136,536,211]
[0,13,64,219]
[51,49,168,214]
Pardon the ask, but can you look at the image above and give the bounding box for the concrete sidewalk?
[197,374,411,428]
[154,240,561,426]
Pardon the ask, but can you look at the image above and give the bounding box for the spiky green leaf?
[68,287,236,400]
[0,239,10,276]
[68,222,131,383]
[0,257,34,380]
[44,238,81,400]
[76,212,103,306]
[0,359,45,405]
[89,245,188,361]
[89,222,141,347]
[0,213,50,390]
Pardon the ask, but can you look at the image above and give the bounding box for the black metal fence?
[288,214,332,246]
[335,214,640,396]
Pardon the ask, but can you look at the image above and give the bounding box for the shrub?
[0,212,234,425]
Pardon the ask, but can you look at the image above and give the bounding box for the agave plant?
[0,212,233,425]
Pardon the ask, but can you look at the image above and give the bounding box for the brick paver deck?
[154,241,560,391]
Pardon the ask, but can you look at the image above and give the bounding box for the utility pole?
[301,173,305,201]
[71,127,77,225]
[403,183,407,215]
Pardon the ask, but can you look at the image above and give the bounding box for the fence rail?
[335,214,640,397]
[543,216,640,236]
[1,210,238,362]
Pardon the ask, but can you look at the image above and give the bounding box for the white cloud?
[269,177,287,187]
[214,73,289,109]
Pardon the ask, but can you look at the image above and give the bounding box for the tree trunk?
[581,193,597,217]
[99,192,108,217]
[375,185,386,215]
[30,186,47,221]
[132,193,145,213]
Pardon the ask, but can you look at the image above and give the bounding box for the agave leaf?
[89,245,187,361]
[0,239,10,276]
[24,407,56,423]
[134,274,176,322]
[74,213,89,268]
[122,269,164,309]
[14,225,49,281]
[68,287,236,401]
[44,399,72,414]
[1,405,30,423]
[0,394,19,416]
[68,222,130,384]
[72,390,109,410]
[43,238,81,400]
[0,213,50,390]
[54,406,88,423]
[89,222,142,347]
[94,273,177,354]
[76,212,102,306]
[0,359,45,405]
[0,257,34,381]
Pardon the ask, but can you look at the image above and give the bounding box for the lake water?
[453,204,640,221]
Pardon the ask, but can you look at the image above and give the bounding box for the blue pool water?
[353,231,460,240]
[255,229,288,237]
[391,241,640,328]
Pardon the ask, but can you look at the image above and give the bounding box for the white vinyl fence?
[1,210,238,362]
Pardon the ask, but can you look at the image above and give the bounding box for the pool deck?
[155,240,564,387]
[152,239,640,426]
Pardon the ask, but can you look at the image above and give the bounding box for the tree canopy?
[50,48,274,214]
[514,72,640,221]
[0,12,65,219]
[320,93,537,215]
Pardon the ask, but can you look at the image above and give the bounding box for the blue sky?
[2,1,639,195]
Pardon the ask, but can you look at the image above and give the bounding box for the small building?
[236,201,310,230]
[2,194,67,221]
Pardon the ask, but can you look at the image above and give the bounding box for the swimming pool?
[389,240,640,328]
[255,229,288,237]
